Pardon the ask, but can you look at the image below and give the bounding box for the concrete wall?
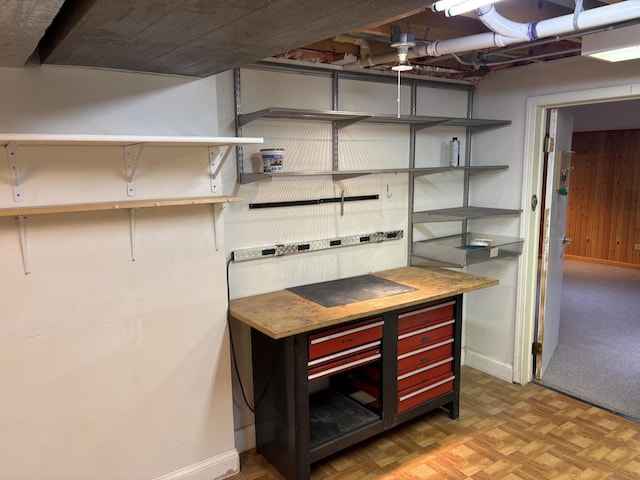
[0,66,239,479]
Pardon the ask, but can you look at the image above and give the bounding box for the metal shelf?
[412,206,522,224]
[237,107,511,130]
[239,165,509,184]
[412,232,524,268]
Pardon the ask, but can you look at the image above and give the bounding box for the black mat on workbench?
[287,274,416,308]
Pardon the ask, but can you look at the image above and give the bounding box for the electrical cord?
[226,257,277,414]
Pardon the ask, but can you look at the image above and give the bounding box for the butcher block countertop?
[229,266,498,339]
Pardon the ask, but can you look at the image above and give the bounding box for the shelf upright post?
[234,68,245,184]
[6,142,25,202]
[461,85,475,237]
[332,71,339,171]
[407,79,417,266]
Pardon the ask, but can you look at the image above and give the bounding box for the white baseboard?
[234,423,256,453]
[464,348,513,383]
[153,449,239,480]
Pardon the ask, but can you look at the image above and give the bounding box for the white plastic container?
[449,137,460,167]
[261,148,284,173]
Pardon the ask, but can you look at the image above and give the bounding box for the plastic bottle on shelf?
[449,137,460,167]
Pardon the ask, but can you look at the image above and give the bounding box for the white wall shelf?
[0,195,242,217]
[0,133,264,147]
[1,134,262,274]
[3,134,263,199]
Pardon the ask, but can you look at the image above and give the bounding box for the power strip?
[231,230,403,262]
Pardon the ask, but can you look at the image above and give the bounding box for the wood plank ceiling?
[0,0,637,81]
[35,0,430,77]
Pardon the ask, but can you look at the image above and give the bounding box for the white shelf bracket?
[124,145,140,197]
[130,208,137,261]
[17,215,30,274]
[209,145,232,194]
[211,203,224,251]
[6,142,25,202]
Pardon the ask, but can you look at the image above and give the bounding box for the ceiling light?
[390,32,416,72]
[581,24,640,62]
[432,0,505,17]
[392,50,413,71]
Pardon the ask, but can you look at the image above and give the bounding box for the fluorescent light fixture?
[582,24,640,62]
[432,0,505,17]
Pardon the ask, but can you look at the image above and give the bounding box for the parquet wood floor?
[232,366,640,480]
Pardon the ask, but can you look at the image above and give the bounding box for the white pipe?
[345,0,640,67]
[476,4,532,40]
[426,0,640,57]
[334,35,373,68]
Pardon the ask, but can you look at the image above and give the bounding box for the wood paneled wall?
[565,129,640,267]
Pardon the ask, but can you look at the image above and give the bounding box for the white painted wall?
[467,55,640,382]
[0,66,239,479]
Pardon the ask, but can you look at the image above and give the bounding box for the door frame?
[514,83,640,385]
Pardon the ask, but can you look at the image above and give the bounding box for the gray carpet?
[541,259,640,421]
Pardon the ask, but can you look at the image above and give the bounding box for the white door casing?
[515,84,640,385]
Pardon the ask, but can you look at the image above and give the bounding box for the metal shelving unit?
[233,65,520,267]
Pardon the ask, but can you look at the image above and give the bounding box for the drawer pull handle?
[308,353,381,381]
[310,320,384,345]
[399,375,455,402]
[420,336,431,344]
[420,356,431,363]
[342,337,356,344]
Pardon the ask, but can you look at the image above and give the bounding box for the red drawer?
[308,346,381,381]
[398,373,455,413]
[397,357,453,392]
[397,339,453,375]
[309,318,383,361]
[397,300,455,334]
[397,320,454,355]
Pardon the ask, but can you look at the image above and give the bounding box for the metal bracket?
[209,146,221,193]
[17,215,30,274]
[124,145,138,197]
[6,143,25,202]
[211,203,224,251]
[209,145,233,194]
[129,209,137,261]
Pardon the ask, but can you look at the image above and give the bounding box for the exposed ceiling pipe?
[345,0,640,69]
[334,35,373,67]
[424,0,640,57]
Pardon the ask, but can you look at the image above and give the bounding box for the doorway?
[515,85,640,386]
